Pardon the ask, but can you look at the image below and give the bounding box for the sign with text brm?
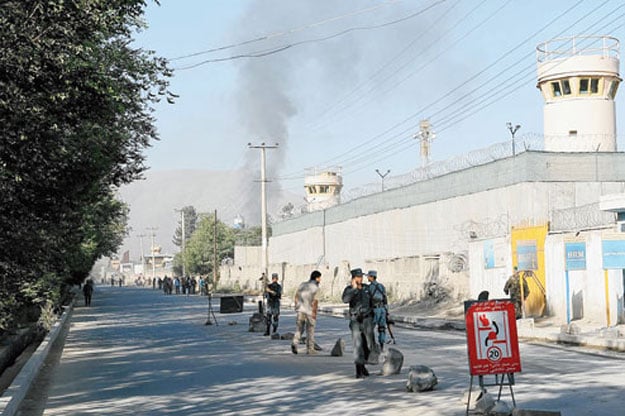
[565,242,586,271]
[465,300,521,376]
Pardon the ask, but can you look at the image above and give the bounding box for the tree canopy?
[0,0,172,331]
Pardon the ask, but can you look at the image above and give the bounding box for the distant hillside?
[116,169,301,260]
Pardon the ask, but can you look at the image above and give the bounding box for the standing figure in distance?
[367,270,389,349]
[83,279,94,307]
[503,266,530,319]
[342,268,374,379]
[264,273,283,335]
[291,270,322,355]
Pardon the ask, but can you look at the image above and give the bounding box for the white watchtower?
[304,167,343,212]
[536,35,621,152]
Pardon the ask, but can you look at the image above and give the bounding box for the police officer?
[342,268,375,378]
[366,270,389,348]
[264,273,282,335]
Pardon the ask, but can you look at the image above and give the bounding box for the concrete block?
[380,347,403,375]
[248,313,266,332]
[330,338,345,356]
[406,365,438,392]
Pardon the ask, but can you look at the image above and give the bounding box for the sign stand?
[464,300,521,415]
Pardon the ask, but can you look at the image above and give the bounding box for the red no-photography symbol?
[486,346,502,362]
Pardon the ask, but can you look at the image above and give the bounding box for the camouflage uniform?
[292,271,321,354]
[264,275,282,335]
[503,271,530,319]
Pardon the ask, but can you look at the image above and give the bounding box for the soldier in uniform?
[366,270,389,348]
[264,273,283,335]
[503,266,530,319]
[342,268,375,379]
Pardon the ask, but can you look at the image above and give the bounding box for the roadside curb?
[0,301,74,416]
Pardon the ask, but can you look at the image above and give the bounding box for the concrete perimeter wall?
[221,152,625,306]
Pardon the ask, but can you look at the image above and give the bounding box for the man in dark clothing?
[83,280,94,306]
[264,273,283,335]
[342,268,375,379]
[367,270,389,348]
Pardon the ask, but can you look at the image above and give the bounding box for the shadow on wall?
[572,290,584,321]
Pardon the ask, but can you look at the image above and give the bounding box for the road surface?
[17,286,625,415]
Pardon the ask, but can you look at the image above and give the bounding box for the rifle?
[386,309,396,344]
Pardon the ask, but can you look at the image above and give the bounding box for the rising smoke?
[231,0,454,224]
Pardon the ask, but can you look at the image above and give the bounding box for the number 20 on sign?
[465,300,522,376]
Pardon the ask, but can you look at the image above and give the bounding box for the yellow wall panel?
[511,224,549,317]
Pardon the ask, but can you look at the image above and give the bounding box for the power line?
[169,0,403,61]
[174,0,448,70]
[282,0,588,177]
[307,0,463,127]
[309,0,502,132]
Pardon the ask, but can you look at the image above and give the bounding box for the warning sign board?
[465,300,521,376]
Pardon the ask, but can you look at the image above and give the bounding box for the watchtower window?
[590,78,599,93]
[562,79,571,95]
[550,80,571,97]
[608,80,619,99]
[579,78,600,95]
[579,79,589,94]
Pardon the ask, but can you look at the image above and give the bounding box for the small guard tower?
[304,167,342,212]
[536,35,621,152]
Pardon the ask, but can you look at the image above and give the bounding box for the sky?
[132,0,625,215]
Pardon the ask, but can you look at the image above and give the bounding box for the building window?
[579,78,600,95]
[569,130,577,138]
[608,80,620,99]
[590,78,599,94]
[562,79,571,95]
[579,78,589,94]
[550,79,571,97]
[318,185,329,193]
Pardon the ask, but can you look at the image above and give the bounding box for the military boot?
[355,364,363,379]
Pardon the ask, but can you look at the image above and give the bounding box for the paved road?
[17,286,625,415]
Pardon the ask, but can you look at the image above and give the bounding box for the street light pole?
[375,169,391,192]
[506,122,521,157]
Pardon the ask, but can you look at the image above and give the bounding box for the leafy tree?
[234,226,264,246]
[0,0,172,331]
[172,205,198,247]
[176,214,235,280]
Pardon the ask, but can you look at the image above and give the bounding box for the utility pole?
[146,227,158,283]
[248,142,279,288]
[213,209,218,286]
[136,234,146,273]
[175,209,186,277]
[375,169,390,192]
[507,122,521,157]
